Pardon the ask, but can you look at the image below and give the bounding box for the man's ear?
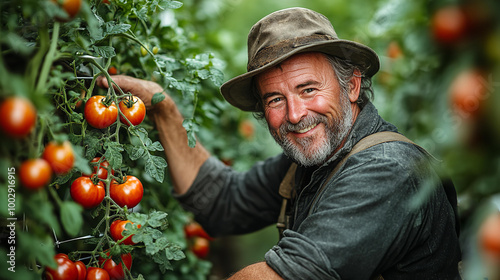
[348,69,361,103]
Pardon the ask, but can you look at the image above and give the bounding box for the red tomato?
[184,222,213,240]
[449,69,488,118]
[42,141,75,174]
[191,237,210,259]
[45,253,78,280]
[110,220,141,245]
[98,252,132,280]
[0,97,37,138]
[19,158,52,190]
[84,96,118,129]
[86,267,110,280]
[108,66,118,75]
[431,5,469,44]
[75,261,87,280]
[52,0,82,19]
[70,177,105,209]
[480,212,500,259]
[83,157,113,180]
[110,176,143,208]
[119,96,146,126]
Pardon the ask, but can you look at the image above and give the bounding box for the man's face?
[256,52,356,166]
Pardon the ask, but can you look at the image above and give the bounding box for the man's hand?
[96,74,210,194]
[96,75,167,112]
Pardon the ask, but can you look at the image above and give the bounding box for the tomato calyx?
[100,95,115,108]
[120,95,138,109]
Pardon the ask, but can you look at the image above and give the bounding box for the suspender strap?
[277,131,431,237]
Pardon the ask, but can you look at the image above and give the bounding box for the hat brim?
[220,39,380,112]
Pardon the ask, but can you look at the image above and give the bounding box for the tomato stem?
[35,22,61,95]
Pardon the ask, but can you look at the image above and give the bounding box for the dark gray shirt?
[176,102,461,279]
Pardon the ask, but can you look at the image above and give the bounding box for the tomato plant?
[19,158,52,190]
[99,252,132,280]
[110,175,144,208]
[70,176,106,209]
[119,96,146,126]
[86,267,110,280]
[0,97,37,138]
[84,96,118,129]
[110,220,141,245]
[42,141,75,174]
[45,254,78,280]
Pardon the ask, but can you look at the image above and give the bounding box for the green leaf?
[17,231,56,268]
[93,45,116,58]
[165,243,185,261]
[54,169,77,185]
[125,144,146,161]
[104,142,124,170]
[84,131,103,159]
[72,145,92,175]
[145,155,167,183]
[148,210,168,228]
[163,0,183,9]
[26,194,61,235]
[182,119,198,148]
[146,141,164,152]
[153,251,172,273]
[60,201,83,236]
[105,22,131,35]
[151,92,165,105]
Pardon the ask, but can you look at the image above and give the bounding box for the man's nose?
[286,96,307,124]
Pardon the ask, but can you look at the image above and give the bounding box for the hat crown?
[247,7,338,71]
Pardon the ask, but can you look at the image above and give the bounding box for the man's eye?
[303,88,315,94]
[268,97,282,104]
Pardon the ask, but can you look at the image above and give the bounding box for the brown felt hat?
[220,7,380,112]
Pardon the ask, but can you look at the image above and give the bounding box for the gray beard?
[269,92,353,167]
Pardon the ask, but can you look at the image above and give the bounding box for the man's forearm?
[151,98,210,195]
[227,262,283,280]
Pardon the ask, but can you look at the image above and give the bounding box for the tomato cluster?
[45,253,86,280]
[18,140,75,191]
[84,95,146,129]
[98,252,133,280]
[184,222,213,259]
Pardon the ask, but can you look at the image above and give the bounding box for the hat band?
[247,34,335,72]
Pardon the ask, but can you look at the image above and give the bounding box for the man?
[98,7,461,279]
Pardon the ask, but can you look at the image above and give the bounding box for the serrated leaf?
[146,141,164,152]
[72,145,92,175]
[125,144,146,161]
[104,142,124,170]
[84,131,103,159]
[27,195,60,235]
[165,243,185,261]
[153,252,172,273]
[151,92,165,105]
[148,211,168,228]
[93,45,116,58]
[60,201,83,236]
[163,0,183,9]
[182,119,198,148]
[105,22,131,35]
[145,155,167,183]
[18,231,56,268]
[209,68,224,87]
[54,169,77,185]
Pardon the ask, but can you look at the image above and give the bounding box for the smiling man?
[100,7,462,280]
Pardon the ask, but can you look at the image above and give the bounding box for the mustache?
[278,114,328,135]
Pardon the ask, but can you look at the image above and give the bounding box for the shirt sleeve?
[174,154,293,237]
[265,142,449,279]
